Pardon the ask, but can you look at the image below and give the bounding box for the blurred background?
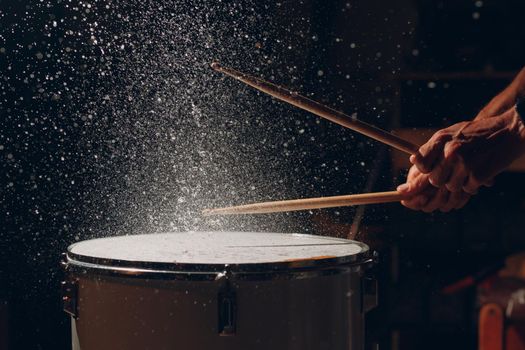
[2,0,525,349]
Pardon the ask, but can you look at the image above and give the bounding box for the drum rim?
[65,232,371,278]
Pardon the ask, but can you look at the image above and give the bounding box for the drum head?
[67,231,370,275]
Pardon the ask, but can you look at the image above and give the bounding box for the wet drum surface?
[68,231,366,265]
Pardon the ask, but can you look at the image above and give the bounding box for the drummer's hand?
[410,108,525,194]
[397,165,471,212]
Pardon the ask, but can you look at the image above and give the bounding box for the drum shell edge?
[60,233,377,350]
[66,267,371,350]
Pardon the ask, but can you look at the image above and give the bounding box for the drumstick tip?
[210,61,221,71]
[201,209,213,216]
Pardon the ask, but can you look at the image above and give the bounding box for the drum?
[62,231,377,350]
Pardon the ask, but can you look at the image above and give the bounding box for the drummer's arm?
[475,66,525,120]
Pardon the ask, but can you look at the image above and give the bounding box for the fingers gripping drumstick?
[211,62,419,155]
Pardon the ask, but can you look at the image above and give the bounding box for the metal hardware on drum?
[362,276,378,313]
[216,270,237,336]
[62,231,377,350]
[61,279,79,319]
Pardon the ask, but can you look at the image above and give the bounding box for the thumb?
[397,173,431,196]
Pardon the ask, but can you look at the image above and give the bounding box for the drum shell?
[67,266,371,350]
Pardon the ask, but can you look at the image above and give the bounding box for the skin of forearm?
[475,66,525,120]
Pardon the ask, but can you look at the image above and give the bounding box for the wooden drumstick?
[211,62,419,155]
[203,191,404,216]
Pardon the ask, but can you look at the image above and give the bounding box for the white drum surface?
[68,231,365,264]
[68,232,372,350]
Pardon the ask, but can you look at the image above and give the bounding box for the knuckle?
[444,141,462,159]
[462,187,477,195]
[415,161,430,174]
[428,176,442,187]
[433,129,446,139]
[418,165,431,174]
[446,181,462,193]
[433,130,451,144]
[463,178,478,193]
[469,173,484,186]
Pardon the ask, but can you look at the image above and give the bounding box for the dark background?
[2,0,525,349]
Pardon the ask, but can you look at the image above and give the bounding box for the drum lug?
[362,275,378,313]
[60,253,68,269]
[362,251,379,313]
[216,269,237,336]
[61,279,79,319]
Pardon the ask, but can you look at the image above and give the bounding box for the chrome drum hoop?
[63,254,376,281]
